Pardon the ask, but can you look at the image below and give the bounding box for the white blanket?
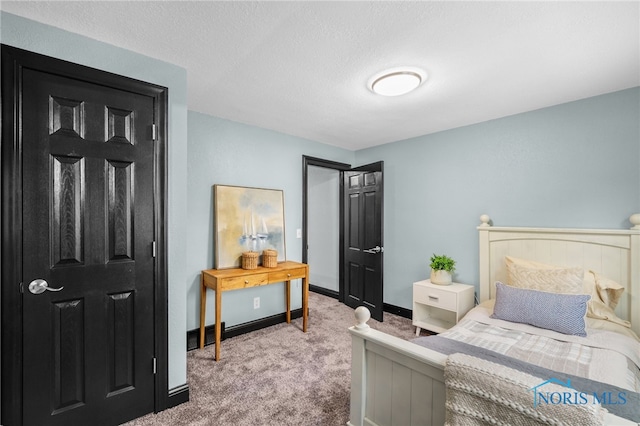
[444,353,606,426]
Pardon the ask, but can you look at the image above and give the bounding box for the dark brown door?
[2,47,163,425]
[343,162,384,321]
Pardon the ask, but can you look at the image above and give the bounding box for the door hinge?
[151,124,158,141]
[153,357,157,374]
[152,241,157,258]
[19,282,24,293]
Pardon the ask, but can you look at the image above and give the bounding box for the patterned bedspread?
[435,301,640,394]
[441,319,593,378]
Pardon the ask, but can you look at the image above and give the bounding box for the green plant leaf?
[429,254,456,272]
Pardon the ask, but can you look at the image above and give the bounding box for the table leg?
[215,288,221,361]
[302,266,309,333]
[199,274,206,349]
[285,280,291,323]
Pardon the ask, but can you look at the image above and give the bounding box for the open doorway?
[302,156,350,299]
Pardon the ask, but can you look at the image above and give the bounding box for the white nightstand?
[413,279,475,335]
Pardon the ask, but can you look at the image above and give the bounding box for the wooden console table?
[200,261,309,360]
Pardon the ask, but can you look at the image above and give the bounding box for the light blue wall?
[1,12,189,390]
[355,88,640,308]
[187,112,353,330]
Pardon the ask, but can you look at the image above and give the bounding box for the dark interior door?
[19,60,156,424]
[343,161,384,321]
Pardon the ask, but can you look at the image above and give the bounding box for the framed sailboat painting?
[213,184,286,269]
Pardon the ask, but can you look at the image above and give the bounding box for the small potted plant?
[430,254,456,285]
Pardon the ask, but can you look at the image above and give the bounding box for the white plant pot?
[430,269,452,285]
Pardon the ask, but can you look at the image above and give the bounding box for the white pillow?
[594,271,624,309]
[505,256,583,294]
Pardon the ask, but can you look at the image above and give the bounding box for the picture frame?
[213,184,286,269]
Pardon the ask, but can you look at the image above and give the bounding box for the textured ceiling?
[2,1,638,151]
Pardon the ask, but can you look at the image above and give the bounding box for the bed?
[348,215,640,426]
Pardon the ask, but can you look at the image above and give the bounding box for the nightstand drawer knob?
[245,280,249,284]
[428,295,439,301]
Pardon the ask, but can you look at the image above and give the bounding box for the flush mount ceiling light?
[369,68,426,96]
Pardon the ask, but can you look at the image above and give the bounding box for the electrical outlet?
[253,297,260,309]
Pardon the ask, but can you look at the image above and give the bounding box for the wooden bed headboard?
[478,214,640,336]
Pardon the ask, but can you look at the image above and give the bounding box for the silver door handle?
[28,279,64,295]
[363,245,384,254]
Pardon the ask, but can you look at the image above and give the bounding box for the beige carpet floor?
[124,292,420,426]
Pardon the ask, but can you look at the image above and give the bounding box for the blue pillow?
[491,281,590,337]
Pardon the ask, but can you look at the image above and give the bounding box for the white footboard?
[348,307,447,426]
